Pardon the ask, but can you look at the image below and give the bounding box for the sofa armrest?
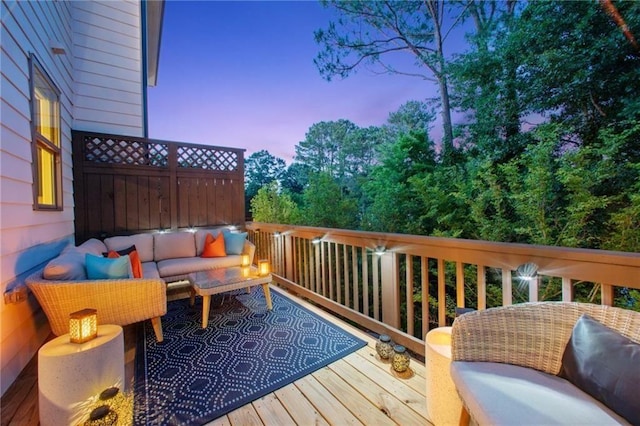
[27,271,167,337]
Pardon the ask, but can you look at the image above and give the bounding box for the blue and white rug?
[134,287,366,425]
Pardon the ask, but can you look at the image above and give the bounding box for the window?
[30,54,62,210]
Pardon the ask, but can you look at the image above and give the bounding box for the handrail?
[247,222,640,356]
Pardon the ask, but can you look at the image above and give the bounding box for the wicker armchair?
[27,271,167,342]
[451,302,640,425]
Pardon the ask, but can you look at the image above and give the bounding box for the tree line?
[245,0,639,310]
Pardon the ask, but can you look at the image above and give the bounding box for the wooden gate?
[72,131,245,243]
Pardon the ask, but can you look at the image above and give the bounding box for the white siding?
[71,1,144,136]
[0,0,145,396]
[0,0,75,397]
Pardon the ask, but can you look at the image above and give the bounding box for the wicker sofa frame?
[27,272,167,342]
[451,302,640,425]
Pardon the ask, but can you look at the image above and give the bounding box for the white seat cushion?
[141,261,161,279]
[156,256,241,280]
[450,361,630,425]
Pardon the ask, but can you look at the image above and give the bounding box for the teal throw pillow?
[86,253,130,279]
[222,230,247,255]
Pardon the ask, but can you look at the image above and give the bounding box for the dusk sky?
[148,1,457,163]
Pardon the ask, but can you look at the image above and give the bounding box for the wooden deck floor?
[1,286,431,426]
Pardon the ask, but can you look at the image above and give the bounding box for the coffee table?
[188,266,273,328]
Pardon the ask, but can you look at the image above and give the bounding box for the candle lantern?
[258,259,270,276]
[69,308,98,344]
[241,253,251,267]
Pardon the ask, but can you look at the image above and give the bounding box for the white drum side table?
[425,326,462,426]
[38,324,125,426]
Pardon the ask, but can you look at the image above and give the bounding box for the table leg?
[262,283,272,310]
[189,287,196,307]
[202,295,211,328]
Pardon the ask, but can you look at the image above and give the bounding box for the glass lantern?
[392,345,411,373]
[375,334,394,360]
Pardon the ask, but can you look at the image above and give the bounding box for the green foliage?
[250,182,301,225]
[362,131,436,233]
[302,172,359,229]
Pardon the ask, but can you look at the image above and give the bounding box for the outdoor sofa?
[450,302,640,425]
[27,228,255,343]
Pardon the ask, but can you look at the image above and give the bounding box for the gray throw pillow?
[558,313,640,425]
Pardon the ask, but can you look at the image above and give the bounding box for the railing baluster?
[421,256,429,337]
[328,242,334,301]
[352,246,359,313]
[343,245,350,308]
[320,241,326,297]
[601,283,614,306]
[477,265,486,310]
[363,249,369,317]
[406,254,414,336]
[562,277,573,302]
[502,269,513,306]
[529,276,540,302]
[373,252,380,321]
[334,243,341,305]
[456,261,465,308]
[437,258,446,326]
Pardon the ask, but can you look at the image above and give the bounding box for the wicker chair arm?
[27,271,167,337]
[451,302,640,375]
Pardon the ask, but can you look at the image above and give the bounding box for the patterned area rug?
[134,287,366,425]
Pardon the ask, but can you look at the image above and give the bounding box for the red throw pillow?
[201,232,226,257]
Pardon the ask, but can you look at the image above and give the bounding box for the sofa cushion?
[559,314,640,424]
[451,361,629,425]
[195,228,226,255]
[154,232,196,261]
[86,254,130,279]
[105,233,154,263]
[157,256,242,279]
[141,261,161,279]
[43,247,87,280]
[201,232,226,257]
[77,238,108,255]
[223,230,247,255]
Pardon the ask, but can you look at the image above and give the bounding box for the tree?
[244,150,286,218]
[362,131,437,233]
[507,0,640,145]
[384,100,435,143]
[449,1,526,162]
[294,119,359,179]
[302,172,359,229]
[250,182,301,225]
[314,0,466,163]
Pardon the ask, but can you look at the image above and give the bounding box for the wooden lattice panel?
[177,146,239,171]
[84,136,169,167]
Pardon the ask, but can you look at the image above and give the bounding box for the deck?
[1,286,431,426]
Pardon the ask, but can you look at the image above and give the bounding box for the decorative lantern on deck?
[241,253,251,267]
[258,259,270,276]
[69,308,98,344]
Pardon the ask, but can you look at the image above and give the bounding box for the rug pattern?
[134,288,366,425]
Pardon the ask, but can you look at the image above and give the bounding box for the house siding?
[0,0,145,396]
[71,0,144,136]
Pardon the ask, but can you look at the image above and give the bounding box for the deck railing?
[247,222,640,356]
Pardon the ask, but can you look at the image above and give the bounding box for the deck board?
[1,285,432,426]
[251,394,296,426]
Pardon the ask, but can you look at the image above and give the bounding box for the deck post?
[381,251,400,328]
